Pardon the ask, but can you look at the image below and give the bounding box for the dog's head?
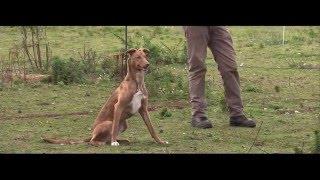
[126,48,150,72]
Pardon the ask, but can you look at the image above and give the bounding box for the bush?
[111,28,187,65]
[40,75,53,83]
[140,35,163,64]
[51,56,86,84]
[179,41,188,64]
[151,68,175,82]
[57,81,65,87]
[79,47,98,75]
[159,108,172,118]
[160,40,188,65]
[101,57,120,78]
[145,67,188,100]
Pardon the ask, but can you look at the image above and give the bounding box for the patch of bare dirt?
[0,111,90,121]
[1,100,189,121]
[276,106,319,115]
[13,134,31,141]
[1,72,49,85]
[14,73,49,83]
[148,100,189,111]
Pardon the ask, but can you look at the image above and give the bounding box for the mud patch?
[0,111,90,121]
[148,100,189,111]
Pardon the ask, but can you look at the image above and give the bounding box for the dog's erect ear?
[141,48,150,56]
[126,48,137,56]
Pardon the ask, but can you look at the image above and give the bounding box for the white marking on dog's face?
[111,141,119,146]
[130,90,144,114]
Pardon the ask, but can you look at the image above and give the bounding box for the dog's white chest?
[129,90,144,114]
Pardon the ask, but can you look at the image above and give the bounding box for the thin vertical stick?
[0,57,3,83]
[30,27,38,69]
[23,56,27,83]
[36,27,42,70]
[248,121,264,153]
[21,27,34,69]
[282,26,285,46]
[45,43,49,71]
[122,26,128,79]
[125,26,128,53]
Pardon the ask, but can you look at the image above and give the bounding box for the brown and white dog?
[90,48,167,146]
[42,48,167,146]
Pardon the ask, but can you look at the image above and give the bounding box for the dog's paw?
[159,140,169,145]
[111,141,120,146]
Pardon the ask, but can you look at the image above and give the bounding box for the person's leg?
[207,26,243,117]
[183,26,212,128]
[208,26,256,127]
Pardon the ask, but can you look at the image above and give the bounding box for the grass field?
[0,26,319,153]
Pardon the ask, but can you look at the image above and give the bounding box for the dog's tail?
[41,136,91,145]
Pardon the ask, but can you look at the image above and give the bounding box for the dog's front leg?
[139,100,168,145]
[111,102,124,146]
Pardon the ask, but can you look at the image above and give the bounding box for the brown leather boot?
[230,115,256,128]
[191,116,213,129]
